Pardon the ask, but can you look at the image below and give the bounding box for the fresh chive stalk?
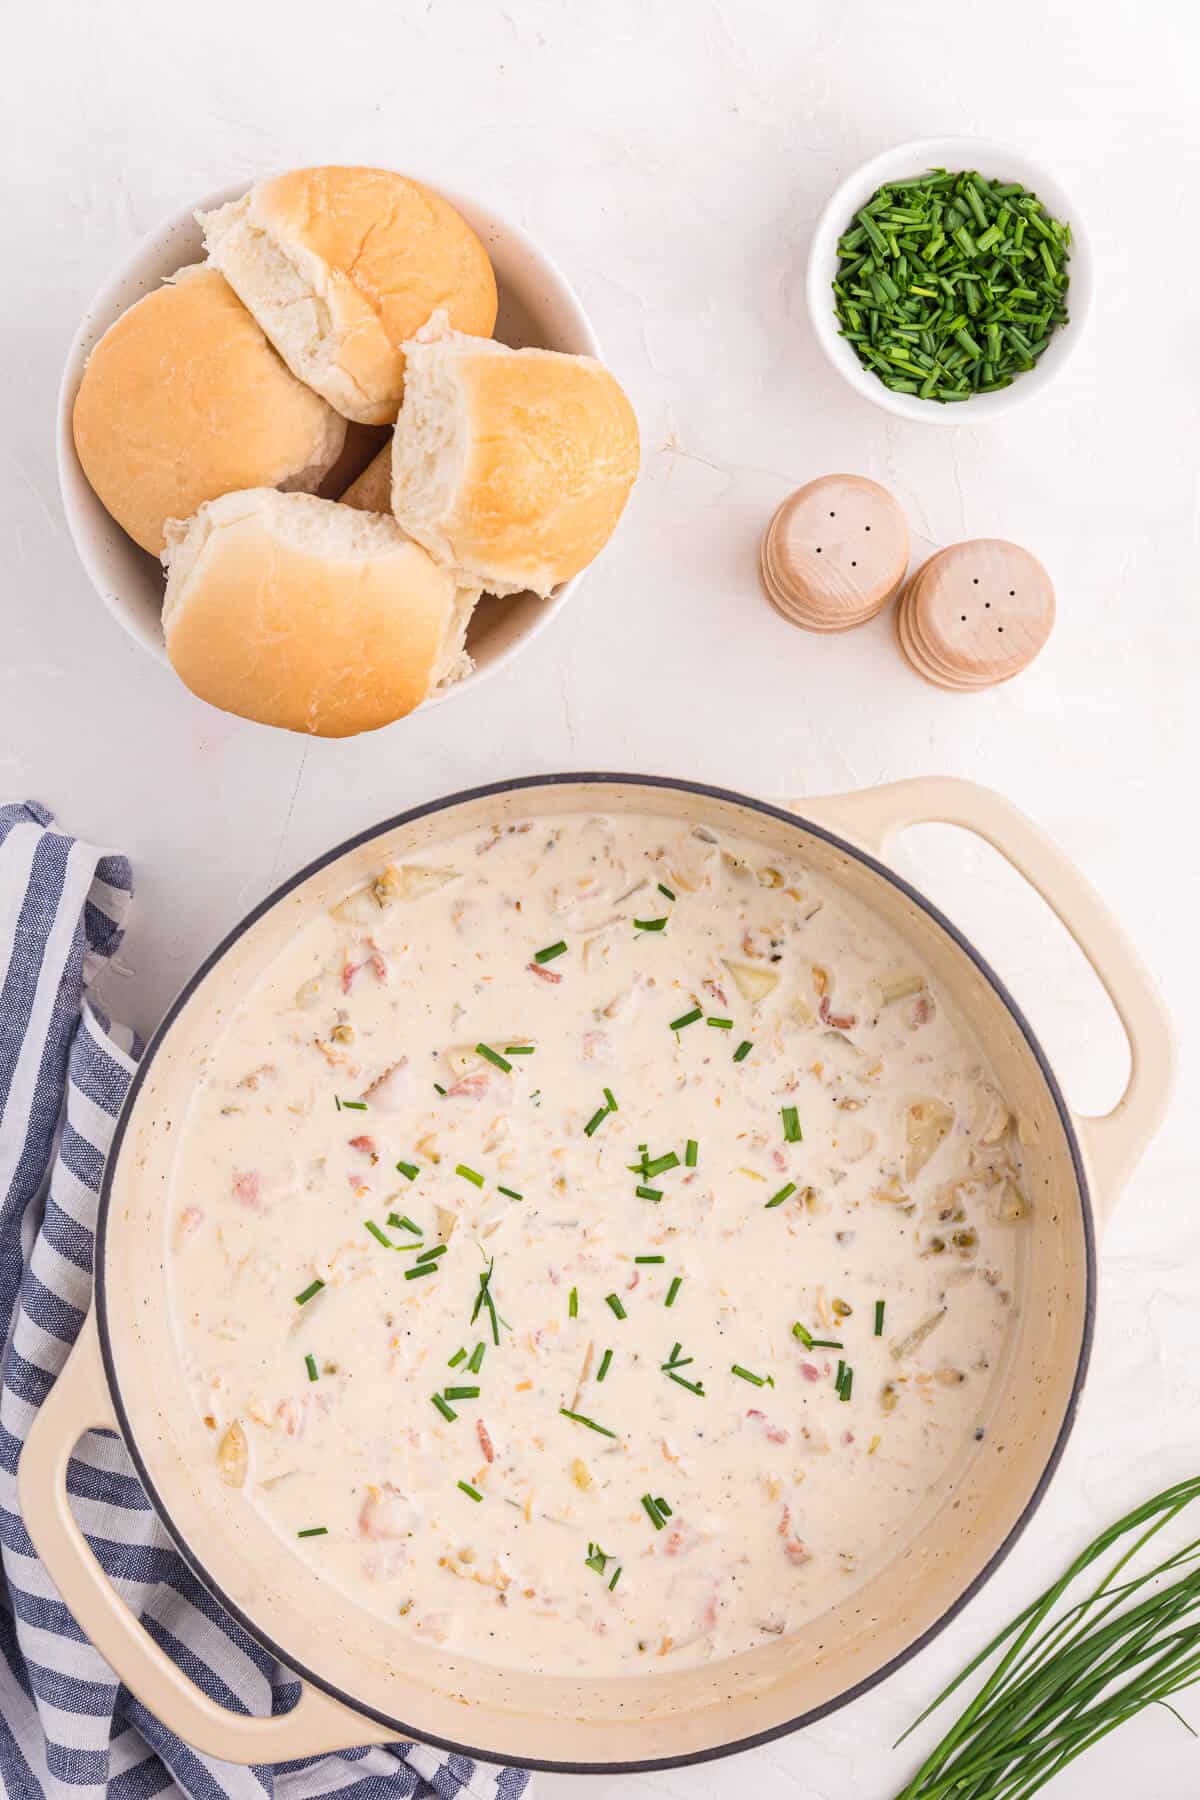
[476,1043,513,1073]
[456,1163,484,1188]
[295,1279,324,1307]
[596,1348,613,1382]
[534,941,567,964]
[892,1478,1200,1798]
[665,1276,683,1308]
[766,1182,797,1210]
[457,1480,484,1502]
[781,1105,803,1142]
[605,1293,628,1321]
[304,1353,319,1383]
[395,1161,419,1181]
[875,1299,886,1336]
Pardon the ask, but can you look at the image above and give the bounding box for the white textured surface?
[3,1,1198,1793]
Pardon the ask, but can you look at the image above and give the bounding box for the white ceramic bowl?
[806,136,1092,425]
[56,177,603,705]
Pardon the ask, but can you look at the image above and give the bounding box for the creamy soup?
[168,810,1029,1677]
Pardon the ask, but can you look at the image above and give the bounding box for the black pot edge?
[93,771,1097,1776]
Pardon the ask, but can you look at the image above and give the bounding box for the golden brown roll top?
[72,267,347,554]
[200,167,499,425]
[162,489,479,737]
[390,326,639,597]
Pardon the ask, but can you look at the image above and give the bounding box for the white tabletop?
[5,0,1198,1793]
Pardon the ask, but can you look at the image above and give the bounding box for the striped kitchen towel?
[0,802,529,1800]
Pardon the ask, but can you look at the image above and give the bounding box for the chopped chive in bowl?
[833,168,1070,402]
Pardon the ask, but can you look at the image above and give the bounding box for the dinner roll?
[340,440,393,513]
[391,326,639,597]
[200,167,498,425]
[72,267,347,555]
[162,490,479,737]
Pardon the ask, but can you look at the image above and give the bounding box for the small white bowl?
[57,176,602,703]
[806,136,1092,425]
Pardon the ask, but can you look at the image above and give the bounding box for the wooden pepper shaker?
[760,474,910,633]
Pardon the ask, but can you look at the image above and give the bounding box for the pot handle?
[18,1311,396,1763]
[792,777,1175,1230]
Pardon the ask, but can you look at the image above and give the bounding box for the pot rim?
[94,772,1097,1774]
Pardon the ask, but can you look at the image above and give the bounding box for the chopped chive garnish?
[685,1139,698,1167]
[476,1043,513,1073]
[471,1259,506,1346]
[497,1185,523,1200]
[603,1087,618,1112]
[731,1364,773,1387]
[706,1016,733,1029]
[445,1385,480,1401]
[584,1106,610,1137]
[634,917,668,933]
[297,1526,327,1538]
[569,1286,579,1318]
[585,1542,611,1575]
[468,1341,486,1374]
[387,1212,421,1234]
[655,1497,673,1517]
[838,1365,854,1402]
[635,1255,665,1264]
[434,1082,447,1096]
[505,1043,535,1054]
[636,1184,663,1202]
[811,1338,844,1349]
[641,1493,666,1530]
[781,1105,802,1142]
[395,1161,419,1182]
[596,1348,613,1382]
[732,1040,753,1062]
[456,1163,484,1187]
[608,1565,622,1591]
[662,1345,689,1368]
[559,1407,617,1439]
[874,1299,886,1336]
[836,1359,846,1388]
[431,1393,457,1422]
[458,1480,484,1502]
[667,1371,705,1395]
[605,1293,627,1321]
[416,1243,447,1264]
[657,883,676,901]
[765,1181,797,1210]
[642,1151,680,1179]
[665,1276,682,1308]
[669,1007,703,1032]
[792,1321,814,1348]
[339,1100,367,1111]
[534,941,567,964]
[404,1261,439,1281]
[304,1353,319,1382]
[364,1219,393,1248]
[295,1279,324,1306]
[448,1347,467,1368]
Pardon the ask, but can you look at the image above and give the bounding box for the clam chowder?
[168,810,1029,1676]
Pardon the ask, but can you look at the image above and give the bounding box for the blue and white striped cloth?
[0,802,530,1800]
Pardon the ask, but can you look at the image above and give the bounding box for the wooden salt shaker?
[760,474,909,633]
[894,539,1055,690]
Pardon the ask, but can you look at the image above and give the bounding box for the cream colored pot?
[19,776,1174,1773]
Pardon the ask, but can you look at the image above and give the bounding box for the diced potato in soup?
[168,811,1028,1677]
